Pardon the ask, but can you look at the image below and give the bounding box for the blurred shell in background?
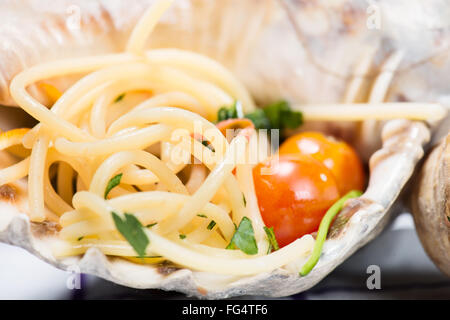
[412,133,450,277]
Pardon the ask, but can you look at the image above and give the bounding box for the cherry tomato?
[278,132,365,195]
[253,155,340,248]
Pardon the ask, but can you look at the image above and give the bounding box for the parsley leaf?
[244,109,271,129]
[146,222,157,228]
[217,101,238,121]
[111,212,149,258]
[217,100,303,131]
[207,220,216,230]
[114,93,126,103]
[226,217,258,255]
[260,100,303,130]
[179,234,186,239]
[263,226,279,254]
[201,140,215,152]
[104,173,123,199]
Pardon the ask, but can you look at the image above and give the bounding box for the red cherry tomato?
[253,154,340,248]
[278,132,365,195]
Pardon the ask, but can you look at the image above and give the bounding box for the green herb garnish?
[111,212,149,258]
[207,220,216,230]
[260,100,303,130]
[146,222,157,228]
[217,101,239,121]
[226,216,258,255]
[242,194,247,207]
[104,173,123,199]
[217,100,303,131]
[299,190,363,276]
[77,236,84,241]
[244,108,271,130]
[114,93,126,103]
[200,140,215,152]
[263,226,279,254]
[197,214,207,218]
[179,234,186,240]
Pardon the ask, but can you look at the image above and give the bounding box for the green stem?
[299,190,363,276]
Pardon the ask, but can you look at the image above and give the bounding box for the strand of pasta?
[10,54,139,142]
[296,102,446,121]
[145,49,256,112]
[89,150,188,197]
[235,134,268,250]
[55,124,172,157]
[107,107,229,157]
[64,191,235,241]
[126,0,175,55]
[28,134,49,221]
[157,135,247,235]
[0,129,31,185]
[56,162,74,204]
[141,226,314,275]
[130,91,206,117]
[0,158,30,186]
[55,201,316,275]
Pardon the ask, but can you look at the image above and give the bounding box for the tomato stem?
[299,190,363,276]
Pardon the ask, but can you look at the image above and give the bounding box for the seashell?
[0,0,448,298]
[1,0,449,108]
[0,118,431,298]
[411,132,450,277]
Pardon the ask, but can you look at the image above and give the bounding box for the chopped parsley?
[226,216,258,255]
[145,222,158,228]
[114,93,126,103]
[201,140,215,152]
[259,100,303,130]
[179,234,187,240]
[111,212,149,258]
[263,226,279,254]
[207,220,216,230]
[217,100,303,131]
[217,101,239,121]
[104,173,123,199]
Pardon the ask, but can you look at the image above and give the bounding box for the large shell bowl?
[0,0,447,298]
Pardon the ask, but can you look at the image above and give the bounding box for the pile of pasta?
[0,0,317,275]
